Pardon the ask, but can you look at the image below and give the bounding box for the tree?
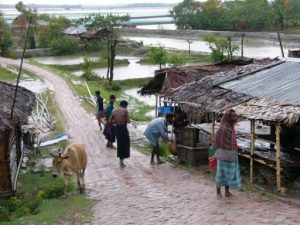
[15,1,37,49]
[148,45,168,70]
[172,0,201,29]
[80,14,130,83]
[204,34,239,62]
[0,13,13,56]
[37,16,71,48]
[168,53,184,68]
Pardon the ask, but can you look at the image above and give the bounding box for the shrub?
[168,53,184,68]
[43,176,74,199]
[0,206,10,221]
[82,56,95,80]
[105,82,121,91]
[83,40,104,52]
[51,36,80,55]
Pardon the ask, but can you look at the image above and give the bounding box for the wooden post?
[241,32,245,59]
[155,94,158,117]
[276,23,285,58]
[250,120,255,183]
[275,121,281,191]
[211,112,215,143]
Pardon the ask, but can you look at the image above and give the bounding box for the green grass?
[2,195,93,225]
[0,66,17,81]
[47,59,129,72]
[139,52,212,65]
[0,65,42,82]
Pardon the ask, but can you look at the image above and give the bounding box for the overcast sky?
[4,0,183,5]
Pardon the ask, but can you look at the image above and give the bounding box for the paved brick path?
[1,57,300,225]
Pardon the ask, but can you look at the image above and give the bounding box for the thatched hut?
[167,59,300,190]
[0,81,35,196]
[138,60,255,116]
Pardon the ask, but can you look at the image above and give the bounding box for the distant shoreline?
[119,28,300,43]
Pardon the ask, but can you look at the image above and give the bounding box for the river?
[123,36,298,59]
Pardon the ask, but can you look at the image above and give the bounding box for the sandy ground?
[1,57,300,225]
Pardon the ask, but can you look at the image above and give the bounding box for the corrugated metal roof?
[221,61,300,104]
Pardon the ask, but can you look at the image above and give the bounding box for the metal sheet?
[221,62,300,104]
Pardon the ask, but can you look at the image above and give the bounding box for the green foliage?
[79,13,130,82]
[0,14,13,56]
[0,207,10,222]
[3,194,41,219]
[83,39,105,52]
[37,15,71,48]
[204,34,239,62]
[159,141,170,157]
[82,56,95,80]
[0,172,75,221]
[50,36,80,55]
[43,176,74,199]
[168,53,184,68]
[148,45,168,70]
[104,81,121,91]
[172,0,300,31]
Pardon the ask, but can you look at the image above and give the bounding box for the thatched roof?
[0,82,36,140]
[138,60,254,96]
[168,59,300,126]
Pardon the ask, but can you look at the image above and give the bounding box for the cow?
[51,143,87,197]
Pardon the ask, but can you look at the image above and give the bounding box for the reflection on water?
[73,56,158,80]
[30,54,101,65]
[124,88,156,106]
[124,36,298,59]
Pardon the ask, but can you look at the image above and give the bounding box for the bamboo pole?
[84,81,96,106]
[211,112,215,143]
[275,121,281,191]
[155,94,158,117]
[250,119,255,183]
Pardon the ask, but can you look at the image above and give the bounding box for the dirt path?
[1,57,300,225]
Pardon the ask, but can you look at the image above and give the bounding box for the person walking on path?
[213,108,241,198]
[109,100,130,168]
[144,113,174,165]
[95,90,105,130]
[103,95,116,148]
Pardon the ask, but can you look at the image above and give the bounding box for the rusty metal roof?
[221,61,300,104]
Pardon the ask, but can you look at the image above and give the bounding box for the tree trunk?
[109,40,117,84]
[241,32,245,59]
[106,41,110,80]
[276,22,284,58]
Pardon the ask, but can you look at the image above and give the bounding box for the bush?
[83,40,104,52]
[0,206,10,222]
[43,176,74,199]
[51,36,80,55]
[82,56,95,80]
[105,82,121,91]
[4,194,41,219]
[159,141,170,157]
[168,53,184,68]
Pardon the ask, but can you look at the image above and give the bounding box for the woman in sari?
[213,108,241,197]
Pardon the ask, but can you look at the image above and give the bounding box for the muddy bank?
[119,27,300,43]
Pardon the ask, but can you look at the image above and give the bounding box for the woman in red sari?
[213,108,241,197]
